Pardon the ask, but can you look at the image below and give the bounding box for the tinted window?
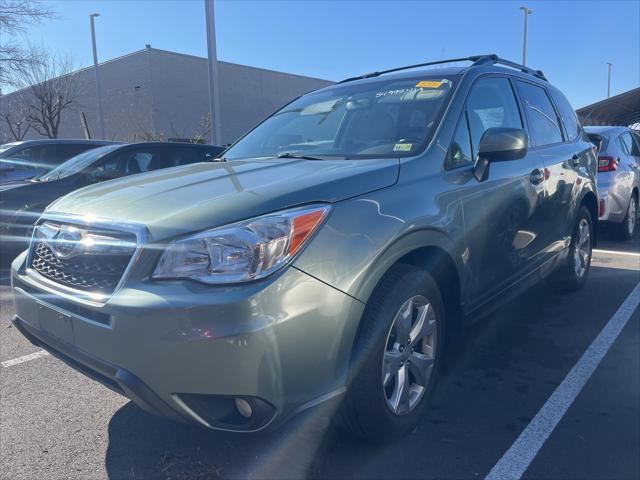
[587,133,605,152]
[515,81,563,146]
[466,77,523,157]
[550,90,580,141]
[620,132,640,156]
[448,113,473,167]
[9,145,59,169]
[100,147,166,177]
[58,144,95,162]
[167,147,216,166]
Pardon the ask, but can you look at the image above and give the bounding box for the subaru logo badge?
[50,226,83,258]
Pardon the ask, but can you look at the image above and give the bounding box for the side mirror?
[473,127,529,182]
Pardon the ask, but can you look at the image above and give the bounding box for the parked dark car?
[10,55,598,442]
[0,142,224,259]
[0,139,120,185]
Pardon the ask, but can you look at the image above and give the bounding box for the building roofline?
[1,46,333,97]
[144,46,333,83]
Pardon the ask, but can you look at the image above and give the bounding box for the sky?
[17,0,640,109]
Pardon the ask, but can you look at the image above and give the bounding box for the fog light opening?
[235,398,253,418]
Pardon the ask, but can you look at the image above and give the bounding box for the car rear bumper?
[597,177,633,224]
[11,252,363,431]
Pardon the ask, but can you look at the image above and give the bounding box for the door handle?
[530,168,544,185]
[570,155,580,168]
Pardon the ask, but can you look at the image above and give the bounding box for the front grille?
[29,222,137,296]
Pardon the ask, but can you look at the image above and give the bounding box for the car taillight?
[597,156,618,172]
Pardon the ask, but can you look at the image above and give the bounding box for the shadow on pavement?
[105,399,340,480]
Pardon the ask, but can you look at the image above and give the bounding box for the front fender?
[293,190,466,306]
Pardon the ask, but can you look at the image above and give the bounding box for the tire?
[616,194,637,241]
[341,264,445,443]
[549,206,593,292]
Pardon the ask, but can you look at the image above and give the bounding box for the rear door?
[456,75,547,305]
[514,81,584,254]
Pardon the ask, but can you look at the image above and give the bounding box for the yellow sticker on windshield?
[416,80,443,88]
[393,143,413,152]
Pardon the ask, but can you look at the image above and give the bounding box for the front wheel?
[341,264,445,443]
[550,206,593,292]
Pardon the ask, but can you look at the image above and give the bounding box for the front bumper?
[11,252,363,431]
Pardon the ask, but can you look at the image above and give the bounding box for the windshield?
[37,144,120,181]
[223,75,458,160]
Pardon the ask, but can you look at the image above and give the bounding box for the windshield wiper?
[277,152,343,161]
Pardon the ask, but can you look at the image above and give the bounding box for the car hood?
[47,158,399,241]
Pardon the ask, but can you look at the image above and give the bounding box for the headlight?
[153,204,330,284]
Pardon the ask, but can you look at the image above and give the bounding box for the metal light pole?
[520,6,533,66]
[606,62,613,98]
[204,0,223,145]
[90,13,105,139]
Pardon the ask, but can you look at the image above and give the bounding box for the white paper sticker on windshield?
[393,143,413,152]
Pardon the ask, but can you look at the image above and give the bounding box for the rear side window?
[549,90,581,141]
[466,77,523,158]
[587,133,606,152]
[515,81,563,147]
[9,145,59,167]
[620,132,640,156]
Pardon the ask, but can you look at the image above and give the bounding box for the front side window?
[550,90,581,141]
[167,147,215,167]
[515,80,563,147]
[223,75,458,160]
[466,77,523,158]
[58,144,94,162]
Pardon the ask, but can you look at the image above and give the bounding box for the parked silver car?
[585,126,640,240]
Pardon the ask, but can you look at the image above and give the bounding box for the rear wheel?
[617,194,637,241]
[342,264,445,443]
[550,206,593,292]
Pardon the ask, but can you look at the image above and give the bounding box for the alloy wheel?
[627,197,637,237]
[573,218,591,279]
[382,295,437,416]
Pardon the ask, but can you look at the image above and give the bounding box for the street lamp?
[606,62,613,98]
[519,6,533,66]
[90,13,105,139]
[204,0,223,145]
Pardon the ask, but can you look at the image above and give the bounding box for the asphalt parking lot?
[1,233,638,480]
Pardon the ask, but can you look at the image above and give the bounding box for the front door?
[455,76,547,306]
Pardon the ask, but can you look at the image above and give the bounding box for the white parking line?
[486,282,640,480]
[1,350,49,368]
[593,249,640,258]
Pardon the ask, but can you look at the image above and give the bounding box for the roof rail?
[338,54,547,84]
[470,54,547,81]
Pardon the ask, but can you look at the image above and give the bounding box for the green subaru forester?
[11,55,598,442]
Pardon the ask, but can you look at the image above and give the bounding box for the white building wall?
[0,48,332,145]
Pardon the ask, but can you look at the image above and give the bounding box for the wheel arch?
[351,230,466,358]
[580,189,599,246]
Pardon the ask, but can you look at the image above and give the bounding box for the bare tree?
[1,94,31,140]
[191,114,212,144]
[0,0,53,88]
[14,48,80,138]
